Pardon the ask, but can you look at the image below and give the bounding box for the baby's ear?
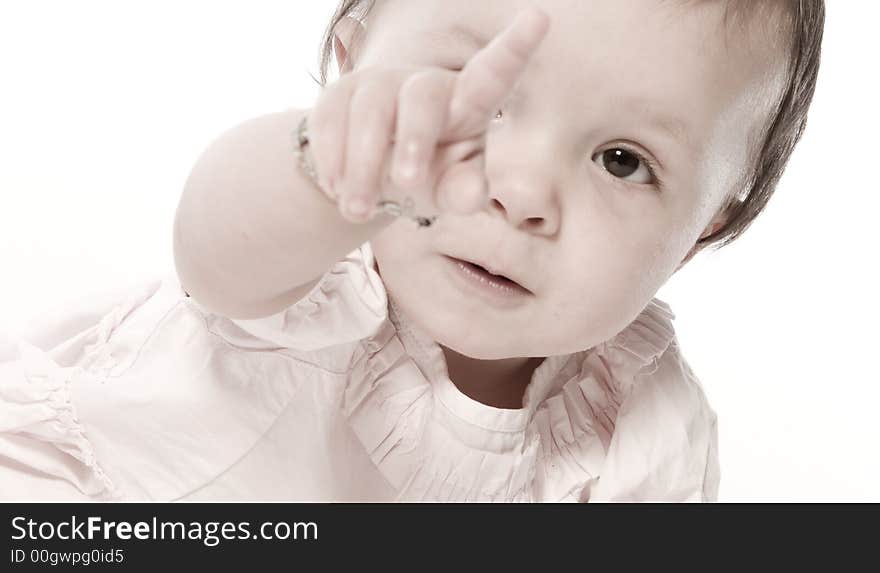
[673,213,729,274]
[333,16,366,76]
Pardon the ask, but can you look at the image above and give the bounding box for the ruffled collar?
[385,292,676,437]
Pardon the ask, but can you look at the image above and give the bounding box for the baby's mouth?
[445,256,532,295]
[464,261,517,285]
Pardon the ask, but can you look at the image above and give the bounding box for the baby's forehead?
[486,5,772,98]
[398,0,783,73]
[377,0,784,151]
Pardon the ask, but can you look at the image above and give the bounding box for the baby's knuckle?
[414,74,451,104]
[354,74,394,100]
[397,134,428,158]
[399,70,434,93]
[348,87,379,114]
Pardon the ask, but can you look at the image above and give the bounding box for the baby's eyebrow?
[617,95,694,160]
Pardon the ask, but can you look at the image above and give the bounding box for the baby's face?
[361,0,784,359]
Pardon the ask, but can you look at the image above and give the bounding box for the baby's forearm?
[173,107,395,319]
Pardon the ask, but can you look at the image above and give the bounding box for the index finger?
[446,7,550,138]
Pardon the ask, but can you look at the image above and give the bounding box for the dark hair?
[310,0,825,252]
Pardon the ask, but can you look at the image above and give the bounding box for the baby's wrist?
[292,113,340,206]
[291,113,437,228]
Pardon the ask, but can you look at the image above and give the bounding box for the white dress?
[0,242,720,501]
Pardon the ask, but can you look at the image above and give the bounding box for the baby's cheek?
[595,240,675,325]
[556,256,640,329]
[638,204,703,273]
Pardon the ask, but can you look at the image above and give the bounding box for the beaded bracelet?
[292,114,437,228]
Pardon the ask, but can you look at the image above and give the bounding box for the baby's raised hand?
[305,6,550,223]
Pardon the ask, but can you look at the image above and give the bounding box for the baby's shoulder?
[589,334,720,502]
[642,337,716,417]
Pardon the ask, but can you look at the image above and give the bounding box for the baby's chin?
[400,296,582,360]
[389,290,528,359]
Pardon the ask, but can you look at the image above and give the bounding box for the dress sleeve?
[0,242,388,501]
[6,282,148,358]
[0,281,161,501]
[216,242,388,352]
[0,344,119,501]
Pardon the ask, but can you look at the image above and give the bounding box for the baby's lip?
[445,255,533,294]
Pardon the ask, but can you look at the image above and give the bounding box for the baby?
[0,0,824,501]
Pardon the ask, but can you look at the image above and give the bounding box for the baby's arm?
[173,107,396,319]
[174,8,548,321]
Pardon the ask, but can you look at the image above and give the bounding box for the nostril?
[460,147,482,163]
[488,197,504,211]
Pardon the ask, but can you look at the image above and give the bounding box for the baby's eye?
[591,147,657,186]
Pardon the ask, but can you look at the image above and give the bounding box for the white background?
[1,1,877,501]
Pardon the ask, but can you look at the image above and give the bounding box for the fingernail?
[395,161,419,182]
[345,197,370,219]
[395,141,423,182]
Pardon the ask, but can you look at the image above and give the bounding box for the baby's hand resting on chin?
[304,6,550,223]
